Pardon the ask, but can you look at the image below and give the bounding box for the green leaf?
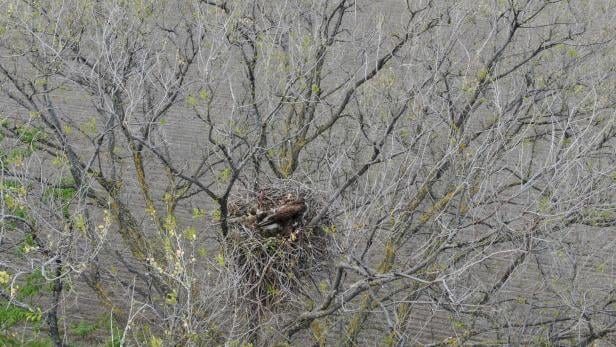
[323,225,336,234]
[74,214,87,233]
[477,68,488,80]
[17,269,44,300]
[192,208,206,220]
[183,226,197,241]
[199,89,209,101]
[82,117,97,135]
[216,251,225,267]
[0,271,10,285]
[165,291,177,305]
[17,125,46,145]
[0,305,42,329]
[150,337,163,347]
[211,209,221,222]
[71,321,98,338]
[44,186,77,204]
[18,234,39,254]
[218,167,232,182]
[186,95,198,107]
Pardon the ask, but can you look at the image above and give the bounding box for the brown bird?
[257,199,306,230]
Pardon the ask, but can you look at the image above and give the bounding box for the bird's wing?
[257,202,305,226]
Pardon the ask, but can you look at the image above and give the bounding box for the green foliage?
[0,180,30,229]
[537,196,551,213]
[18,234,39,255]
[449,316,466,331]
[165,291,177,305]
[22,339,54,347]
[183,226,197,241]
[17,125,47,146]
[301,35,312,49]
[71,320,99,338]
[199,88,209,101]
[215,251,225,267]
[16,270,45,301]
[266,284,280,297]
[192,207,206,220]
[574,84,585,94]
[0,335,19,347]
[44,186,77,204]
[186,95,198,107]
[218,167,232,182]
[163,214,176,234]
[81,117,97,135]
[6,148,33,166]
[477,68,488,80]
[0,271,9,285]
[105,317,123,347]
[322,225,336,234]
[43,182,77,216]
[0,306,42,330]
[318,280,328,292]
[0,180,22,191]
[229,340,255,347]
[596,262,607,273]
[150,336,163,347]
[74,214,87,233]
[0,334,53,347]
[211,209,221,222]
[33,79,47,89]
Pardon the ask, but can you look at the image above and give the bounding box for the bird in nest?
[257,195,306,234]
[230,193,307,238]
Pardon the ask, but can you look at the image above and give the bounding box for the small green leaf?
[216,251,225,267]
[74,214,87,233]
[82,117,97,135]
[163,215,176,235]
[0,271,10,285]
[183,226,197,241]
[71,321,98,338]
[150,337,163,347]
[186,95,198,107]
[34,79,47,88]
[218,167,232,182]
[211,209,221,222]
[538,196,551,212]
[192,208,206,220]
[165,291,177,305]
[477,68,488,80]
[318,280,329,292]
[322,225,336,234]
[199,89,209,101]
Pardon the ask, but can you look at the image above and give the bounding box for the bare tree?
[0,0,614,345]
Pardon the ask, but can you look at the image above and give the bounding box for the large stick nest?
[225,181,333,311]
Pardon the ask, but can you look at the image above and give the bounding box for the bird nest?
[225,182,332,312]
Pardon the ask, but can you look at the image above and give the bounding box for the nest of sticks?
[225,181,332,311]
